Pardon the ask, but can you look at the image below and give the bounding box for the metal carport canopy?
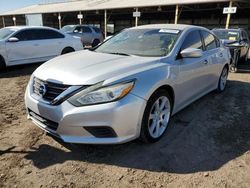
[0,0,246,16]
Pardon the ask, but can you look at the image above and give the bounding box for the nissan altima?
[25,24,231,144]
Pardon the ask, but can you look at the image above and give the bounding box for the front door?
[6,29,41,65]
[175,30,210,109]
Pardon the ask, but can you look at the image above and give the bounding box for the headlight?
[68,80,135,106]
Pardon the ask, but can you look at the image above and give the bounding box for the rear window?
[93,27,101,33]
[61,25,75,33]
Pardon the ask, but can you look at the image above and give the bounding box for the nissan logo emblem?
[38,83,47,96]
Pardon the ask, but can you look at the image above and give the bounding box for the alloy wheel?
[148,96,171,138]
[220,67,228,91]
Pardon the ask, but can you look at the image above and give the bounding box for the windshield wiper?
[107,52,131,56]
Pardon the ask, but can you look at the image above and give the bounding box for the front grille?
[33,77,70,103]
[84,127,117,138]
[28,109,59,131]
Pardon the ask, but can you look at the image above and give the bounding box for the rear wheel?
[140,90,172,143]
[61,47,75,55]
[92,39,100,47]
[217,66,228,92]
[243,50,249,63]
[230,52,239,73]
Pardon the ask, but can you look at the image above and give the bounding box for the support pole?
[225,1,233,29]
[2,16,5,28]
[135,8,138,27]
[104,9,107,38]
[175,5,179,24]
[13,16,16,26]
[79,11,82,25]
[58,13,62,29]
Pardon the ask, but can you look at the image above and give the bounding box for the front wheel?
[140,90,172,143]
[0,57,6,71]
[92,39,100,47]
[217,66,228,92]
[61,47,75,55]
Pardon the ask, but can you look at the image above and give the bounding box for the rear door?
[175,29,210,108]
[35,28,65,58]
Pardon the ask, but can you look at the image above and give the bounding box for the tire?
[0,56,6,72]
[61,47,75,55]
[243,50,249,63]
[230,52,239,73]
[217,66,228,93]
[140,90,172,143]
[92,39,100,47]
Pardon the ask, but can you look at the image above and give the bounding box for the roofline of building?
[0,0,248,16]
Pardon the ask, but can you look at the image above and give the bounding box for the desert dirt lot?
[0,63,250,188]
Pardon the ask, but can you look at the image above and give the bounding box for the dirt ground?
[0,63,250,188]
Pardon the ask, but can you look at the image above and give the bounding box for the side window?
[81,26,92,33]
[201,31,217,51]
[181,30,203,51]
[14,30,38,41]
[37,29,64,39]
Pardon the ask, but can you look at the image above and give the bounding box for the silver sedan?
[25,24,231,144]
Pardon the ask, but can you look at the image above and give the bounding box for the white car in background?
[0,26,83,70]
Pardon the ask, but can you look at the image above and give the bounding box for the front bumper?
[25,86,146,144]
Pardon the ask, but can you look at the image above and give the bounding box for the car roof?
[128,24,204,31]
[4,26,57,31]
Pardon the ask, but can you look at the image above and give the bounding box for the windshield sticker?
[229,37,237,41]
[228,32,238,35]
[159,29,180,34]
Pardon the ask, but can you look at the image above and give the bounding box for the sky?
[0,0,39,14]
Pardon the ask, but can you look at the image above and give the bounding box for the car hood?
[34,50,162,85]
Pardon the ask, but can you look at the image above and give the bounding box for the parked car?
[25,24,230,144]
[0,26,83,70]
[212,28,249,72]
[61,25,104,47]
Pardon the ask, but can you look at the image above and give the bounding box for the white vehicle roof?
[3,26,58,31]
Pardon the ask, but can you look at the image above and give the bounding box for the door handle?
[33,44,39,46]
[203,60,209,64]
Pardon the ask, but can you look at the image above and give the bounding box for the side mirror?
[73,30,79,33]
[180,48,203,58]
[8,37,19,42]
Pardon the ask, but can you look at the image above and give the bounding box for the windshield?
[61,25,75,33]
[0,28,16,40]
[95,28,180,57]
[213,30,240,41]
